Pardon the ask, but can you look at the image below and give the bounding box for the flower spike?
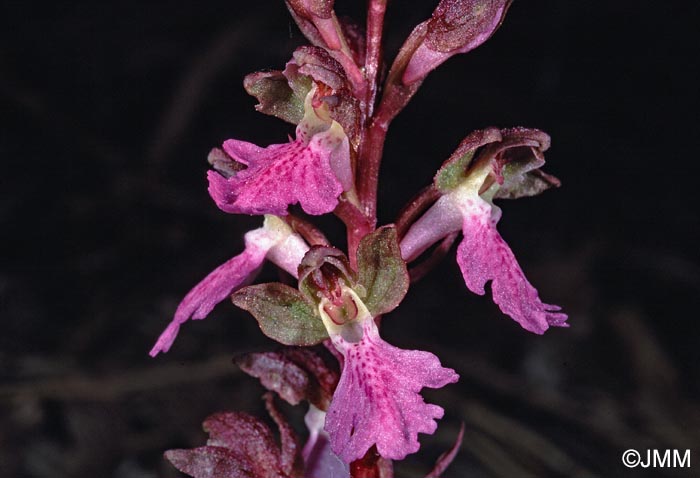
[150,216,309,356]
[150,1,569,475]
[208,87,352,216]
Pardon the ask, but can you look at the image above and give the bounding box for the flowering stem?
[365,0,387,118]
[335,197,372,269]
[347,0,390,262]
[357,116,388,225]
[349,446,384,478]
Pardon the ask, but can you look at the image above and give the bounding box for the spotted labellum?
[150,1,568,477]
[208,87,352,216]
[297,229,458,462]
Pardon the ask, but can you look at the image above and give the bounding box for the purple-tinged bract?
[403,0,512,84]
[165,395,302,478]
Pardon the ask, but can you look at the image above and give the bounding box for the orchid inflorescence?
[150,1,567,476]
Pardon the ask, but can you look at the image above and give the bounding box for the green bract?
[232,283,328,346]
[356,226,409,316]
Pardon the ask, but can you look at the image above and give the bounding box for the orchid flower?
[320,285,458,462]
[155,1,568,476]
[299,230,458,463]
[401,128,567,334]
[149,216,309,356]
[207,87,352,216]
[230,229,458,463]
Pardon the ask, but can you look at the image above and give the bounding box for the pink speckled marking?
[325,318,458,462]
[208,122,350,216]
[457,198,568,334]
[149,222,308,356]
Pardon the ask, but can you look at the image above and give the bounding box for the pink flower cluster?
[151,1,567,476]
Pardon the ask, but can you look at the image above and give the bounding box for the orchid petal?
[456,197,568,333]
[150,217,308,356]
[322,289,458,462]
[208,90,351,217]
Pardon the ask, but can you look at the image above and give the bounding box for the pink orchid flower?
[208,88,352,216]
[318,286,459,462]
[150,216,309,356]
[400,162,567,335]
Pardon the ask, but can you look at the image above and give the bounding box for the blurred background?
[1,1,698,476]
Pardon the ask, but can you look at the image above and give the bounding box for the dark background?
[1,1,698,477]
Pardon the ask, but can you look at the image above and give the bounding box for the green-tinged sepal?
[491,127,560,199]
[243,67,313,125]
[356,226,409,316]
[495,168,561,199]
[435,150,475,192]
[434,127,501,193]
[231,283,328,346]
[433,127,561,200]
